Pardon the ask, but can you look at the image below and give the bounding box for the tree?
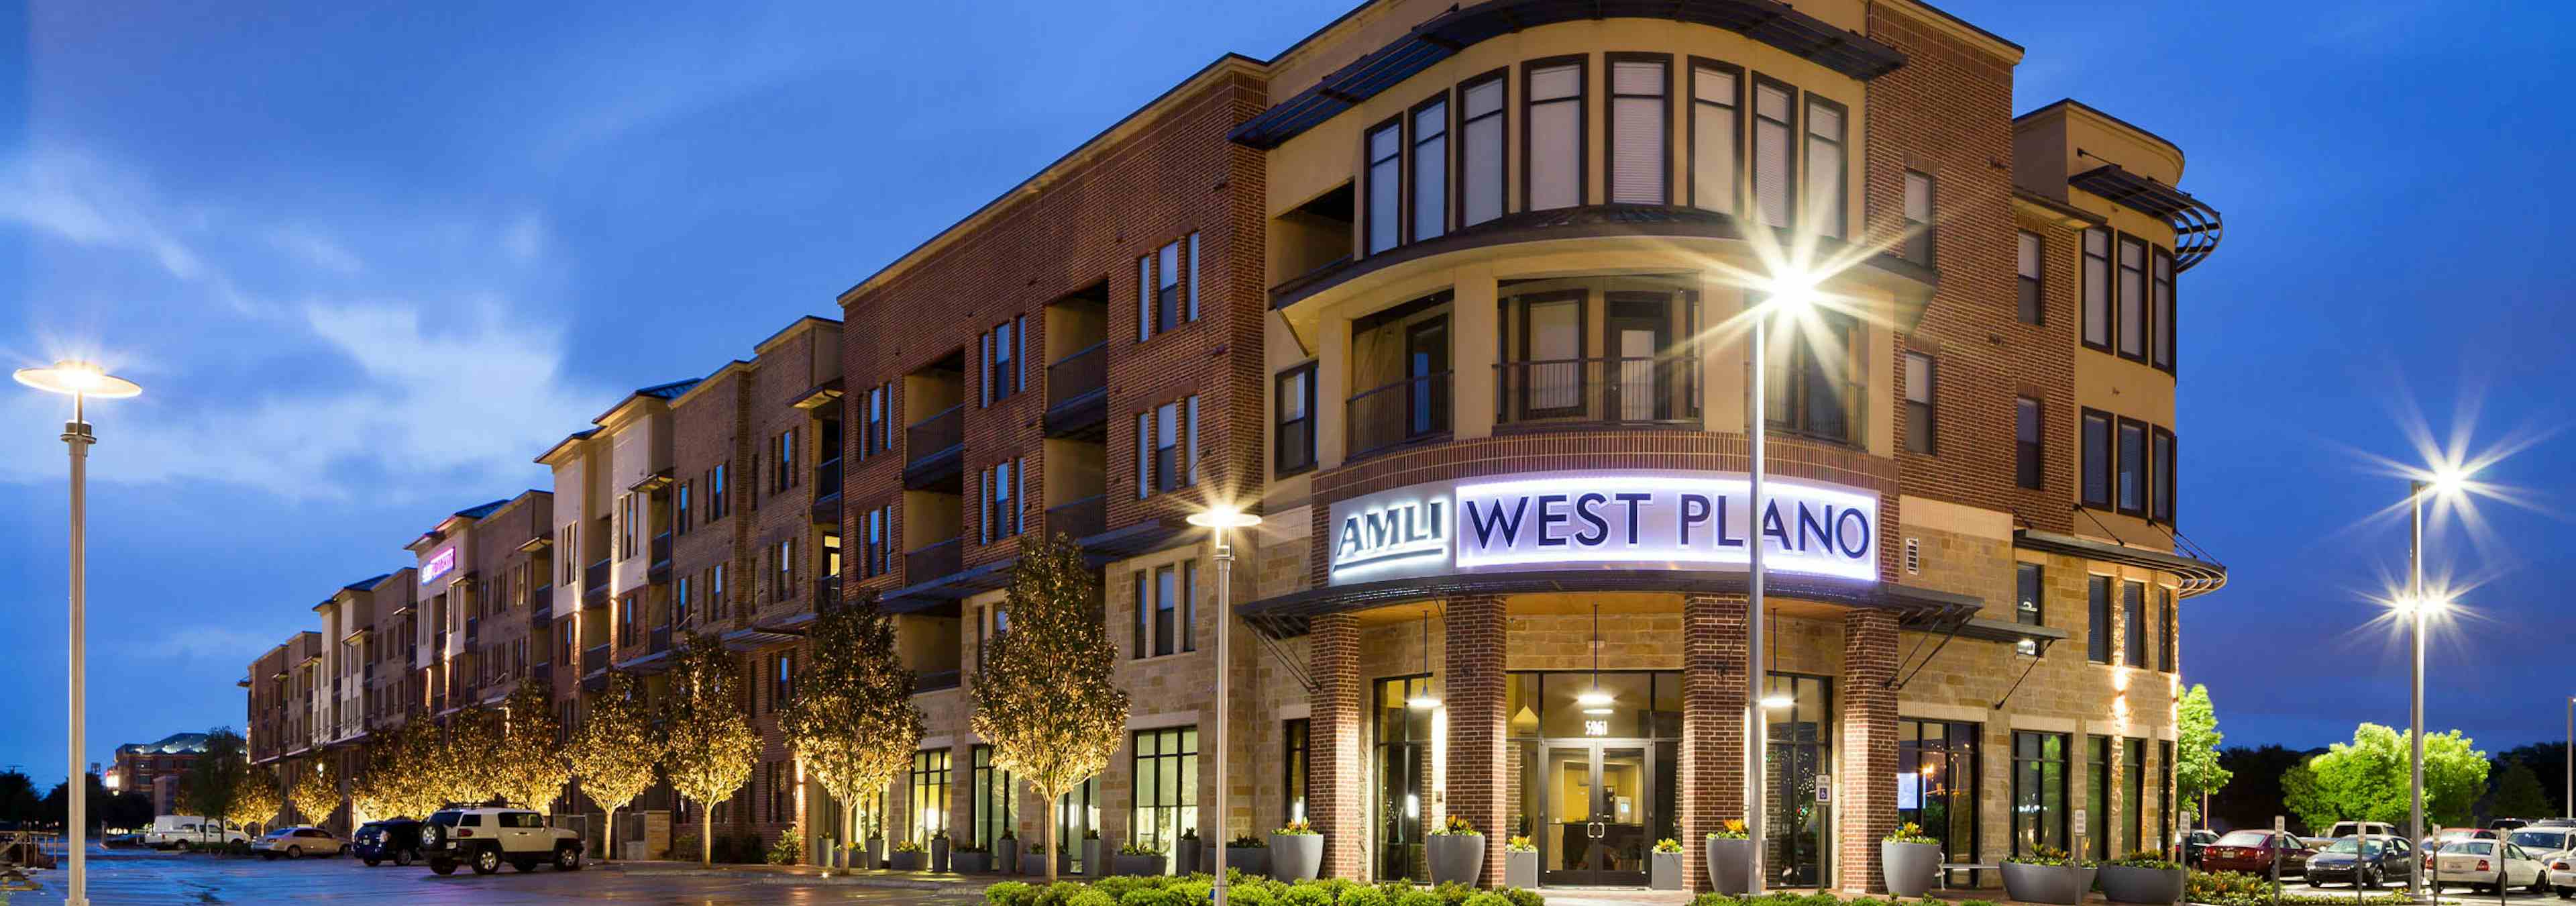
[2213,745,2318,832]
[495,678,568,812]
[781,589,923,860]
[0,769,41,825]
[2494,742,2570,819]
[2286,723,2489,832]
[660,632,759,866]
[437,703,508,806]
[182,727,250,826]
[229,766,282,834]
[2489,760,2553,820]
[972,532,1130,883]
[2175,684,2232,825]
[570,670,657,862]
[287,757,341,829]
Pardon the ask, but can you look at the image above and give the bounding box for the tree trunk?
[1044,790,1058,884]
[701,800,713,865]
[605,805,619,862]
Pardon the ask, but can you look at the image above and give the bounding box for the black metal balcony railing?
[647,626,672,656]
[531,584,552,610]
[906,537,962,583]
[817,573,841,611]
[1046,341,1108,410]
[1045,494,1106,541]
[907,404,964,463]
[914,669,963,694]
[1346,371,1452,458]
[814,457,843,499]
[1495,356,1701,428]
[650,532,672,567]
[582,644,608,676]
[584,558,610,593]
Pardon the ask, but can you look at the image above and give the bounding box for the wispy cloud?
[122,624,291,664]
[0,150,209,284]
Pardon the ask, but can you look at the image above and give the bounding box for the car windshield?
[2443,841,2494,855]
[2510,831,2569,851]
[2323,840,2384,856]
[2217,832,2271,846]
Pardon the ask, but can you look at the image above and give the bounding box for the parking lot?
[4,848,983,905]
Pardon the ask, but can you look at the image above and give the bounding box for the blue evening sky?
[1,1,2568,783]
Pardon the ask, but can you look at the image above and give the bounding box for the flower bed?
[985,874,1547,906]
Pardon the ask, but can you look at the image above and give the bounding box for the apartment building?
[110,732,207,817]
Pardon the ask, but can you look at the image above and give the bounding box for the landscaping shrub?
[1281,882,1334,906]
[1068,891,1117,906]
[987,882,1034,906]
[1338,885,1389,906]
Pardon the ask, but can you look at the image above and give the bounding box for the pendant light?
[1578,603,1614,714]
[1405,608,1442,709]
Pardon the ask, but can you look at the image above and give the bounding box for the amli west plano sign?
[1326,470,1880,586]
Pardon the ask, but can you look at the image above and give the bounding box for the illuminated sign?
[1326,470,1879,585]
[421,547,457,585]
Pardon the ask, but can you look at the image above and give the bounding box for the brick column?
[1309,613,1366,880]
[1444,595,1507,887]
[1681,595,1748,892]
[1837,609,1899,893]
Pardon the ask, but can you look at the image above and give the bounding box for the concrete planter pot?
[932,838,951,873]
[889,850,927,871]
[1881,840,1943,897]
[1506,850,1538,889]
[863,836,885,870]
[1111,853,1169,876]
[1220,846,1271,878]
[1020,852,1050,876]
[1651,851,1685,890]
[1177,838,1202,874]
[1426,834,1486,887]
[994,839,1019,874]
[2098,864,2186,905]
[1271,834,1323,880]
[2000,862,2095,905]
[1706,838,1752,894]
[954,851,991,873]
[1081,839,1105,877]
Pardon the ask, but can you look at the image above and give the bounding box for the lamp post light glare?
[1187,504,1260,906]
[1743,271,1818,897]
[14,358,142,906]
[2400,462,2470,906]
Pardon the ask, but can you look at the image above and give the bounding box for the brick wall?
[1444,595,1507,887]
[1309,613,1365,878]
[1680,595,1748,892]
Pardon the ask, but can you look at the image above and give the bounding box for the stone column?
[1444,595,1507,887]
[1682,595,1749,892]
[1310,613,1366,880]
[1837,609,1900,893]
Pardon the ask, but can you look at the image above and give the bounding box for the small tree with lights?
[781,588,923,864]
[287,756,341,829]
[496,678,568,812]
[972,532,1129,883]
[570,669,657,861]
[229,765,282,836]
[661,632,759,865]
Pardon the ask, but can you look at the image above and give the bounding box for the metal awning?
[2012,528,2226,598]
[2068,164,2223,272]
[1236,570,1981,639]
[1231,0,1907,150]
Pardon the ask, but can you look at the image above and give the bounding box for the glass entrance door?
[1540,742,1653,887]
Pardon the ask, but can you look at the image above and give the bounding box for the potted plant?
[1176,827,1201,877]
[2099,852,2186,905]
[863,831,885,869]
[889,840,927,871]
[1224,834,1271,878]
[995,829,1019,875]
[1271,820,1322,881]
[1112,840,1169,876]
[2000,845,2096,905]
[1651,838,1686,890]
[954,842,991,874]
[1019,842,1048,877]
[1426,815,1486,887]
[1706,820,1752,894]
[930,830,952,873]
[1080,827,1105,878]
[1505,836,1538,889]
[1880,821,1943,897]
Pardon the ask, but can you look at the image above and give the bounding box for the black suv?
[354,818,425,866]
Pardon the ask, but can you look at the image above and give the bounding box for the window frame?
[2017,231,2044,325]
[2086,574,2112,664]
[2081,227,2112,352]
[1275,361,1318,477]
[2015,562,2044,629]
[1603,51,1673,206]
[2151,246,2176,373]
[1454,68,1509,229]
[2015,396,2044,490]
[1748,74,1797,230]
[2122,578,2147,667]
[2080,407,2114,509]
[1129,726,1201,856]
[1407,89,1450,244]
[2152,425,2177,524]
[2116,415,2150,517]
[1902,351,1936,455]
[2116,233,2150,362]
[1362,112,1406,256]
[1519,54,1589,213]
[1801,92,1848,239]
[1684,56,1743,215]
[1902,169,1936,265]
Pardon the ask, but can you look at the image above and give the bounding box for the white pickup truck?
[142,815,249,850]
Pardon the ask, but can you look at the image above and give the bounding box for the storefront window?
[1132,727,1199,856]
[1898,719,1980,886]
[911,750,951,846]
[2013,732,2070,857]
[1376,676,1434,880]
[972,745,1013,852]
[2087,736,2111,860]
[1763,673,1833,888]
[1284,719,1310,824]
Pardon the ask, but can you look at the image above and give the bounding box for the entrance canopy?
[1236,568,1980,638]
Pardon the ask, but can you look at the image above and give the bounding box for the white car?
[2516,827,2576,899]
[2332,821,2400,839]
[258,825,347,859]
[420,805,584,875]
[141,815,248,850]
[2428,839,2553,895]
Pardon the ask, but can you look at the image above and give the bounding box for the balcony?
[903,404,965,490]
[583,559,610,607]
[648,626,672,656]
[1345,371,1452,459]
[464,617,480,642]
[906,537,962,583]
[812,457,843,524]
[582,644,608,676]
[531,584,553,611]
[1495,356,1700,430]
[817,573,841,611]
[1045,494,1106,541]
[649,532,674,583]
[1042,341,1109,438]
[914,669,962,695]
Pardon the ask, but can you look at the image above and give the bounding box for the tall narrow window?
[2082,228,2111,350]
[1276,364,1317,475]
[1158,240,1183,332]
[2017,232,2043,324]
[1186,234,1200,322]
[1136,254,1155,342]
[910,749,951,845]
[1365,118,1403,254]
[2016,397,2044,489]
[1902,352,1935,454]
[2118,236,2148,360]
[1130,571,1148,658]
[2151,248,2176,371]
[2015,562,2044,628]
[1752,79,1793,227]
[1688,61,1739,213]
[1130,727,1200,856]
[1607,56,1668,205]
[2012,731,2070,857]
[1803,95,1846,238]
[2086,575,2112,664]
[2087,735,2112,860]
[2118,417,2147,515]
[1134,412,1150,499]
[1154,564,1178,657]
[987,319,1016,401]
[1458,74,1505,227]
[2123,579,2147,666]
[1903,170,1935,263]
[2080,409,2112,508]
[1155,402,1181,493]
[2153,427,2177,524]
[2125,737,2147,856]
[2157,587,2176,672]
[971,745,1014,852]
[1411,95,1447,242]
[1524,60,1583,211]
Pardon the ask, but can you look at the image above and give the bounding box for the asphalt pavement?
[3,847,987,905]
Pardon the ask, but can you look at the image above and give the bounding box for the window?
[1751,78,1793,227]
[1803,95,1845,238]
[1365,117,1403,254]
[775,429,798,493]
[2086,575,2112,664]
[2123,580,2147,667]
[619,593,638,647]
[2017,232,2043,324]
[1135,236,1197,340]
[771,651,794,713]
[774,537,796,601]
[1283,718,1311,823]
[1902,171,1937,264]
[2125,737,2147,856]
[1902,352,1935,454]
[2015,397,2043,489]
[674,574,691,627]
[710,462,729,518]
[1275,363,1316,475]
[2080,409,2112,508]
[1132,561,1196,658]
[2087,735,2113,860]
[984,317,1024,404]
[863,506,888,578]
[675,481,692,536]
[1762,307,1856,444]
[2015,562,2043,628]
[2118,417,2147,515]
[709,562,727,619]
[2082,228,2111,350]
[1136,396,1199,497]
[2159,740,2176,852]
[910,749,951,845]
[2012,731,2070,858]
[863,384,887,458]
[2152,248,2176,371]
[1606,55,1668,205]
[2153,427,2177,524]
[2157,587,2176,672]
[1157,241,1183,333]
[971,745,1013,852]
[1458,72,1505,227]
[2118,236,2148,360]
[979,458,1024,543]
[1523,58,1583,211]
[1130,726,1199,856]
[1688,60,1739,213]
[617,493,638,559]
[1411,94,1448,242]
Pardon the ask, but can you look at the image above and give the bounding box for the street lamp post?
[2408,479,2426,906]
[1187,506,1261,906]
[1743,282,1813,897]
[14,360,143,906]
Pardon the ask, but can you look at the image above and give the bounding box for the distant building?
[111,732,209,815]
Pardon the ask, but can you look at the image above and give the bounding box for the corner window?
[2117,236,2148,360]
[2152,427,2176,524]
[2151,248,2176,372]
[2122,580,2147,667]
[1365,117,1403,254]
[1902,352,1935,454]
[1458,72,1506,227]
[2081,228,2111,350]
[2117,417,2147,515]
[1606,55,1669,205]
[1411,95,1448,242]
[2080,409,2112,508]
[2017,232,2043,324]
[1687,60,1740,214]
[1803,95,1846,239]
[1902,170,1935,264]
[2015,397,2043,489]
[1751,78,1793,228]
[1275,363,1317,476]
[1523,58,1584,211]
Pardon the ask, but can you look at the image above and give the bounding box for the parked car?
[354,818,425,867]
[2492,819,2534,832]
[2511,827,2576,860]
[2306,836,2416,889]
[2173,828,2220,866]
[2534,819,2576,829]
[2330,821,2399,839]
[2546,850,2576,899]
[142,815,248,850]
[258,826,347,860]
[2427,839,2552,895]
[2202,829,2318,876]
[420,805,584,875]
